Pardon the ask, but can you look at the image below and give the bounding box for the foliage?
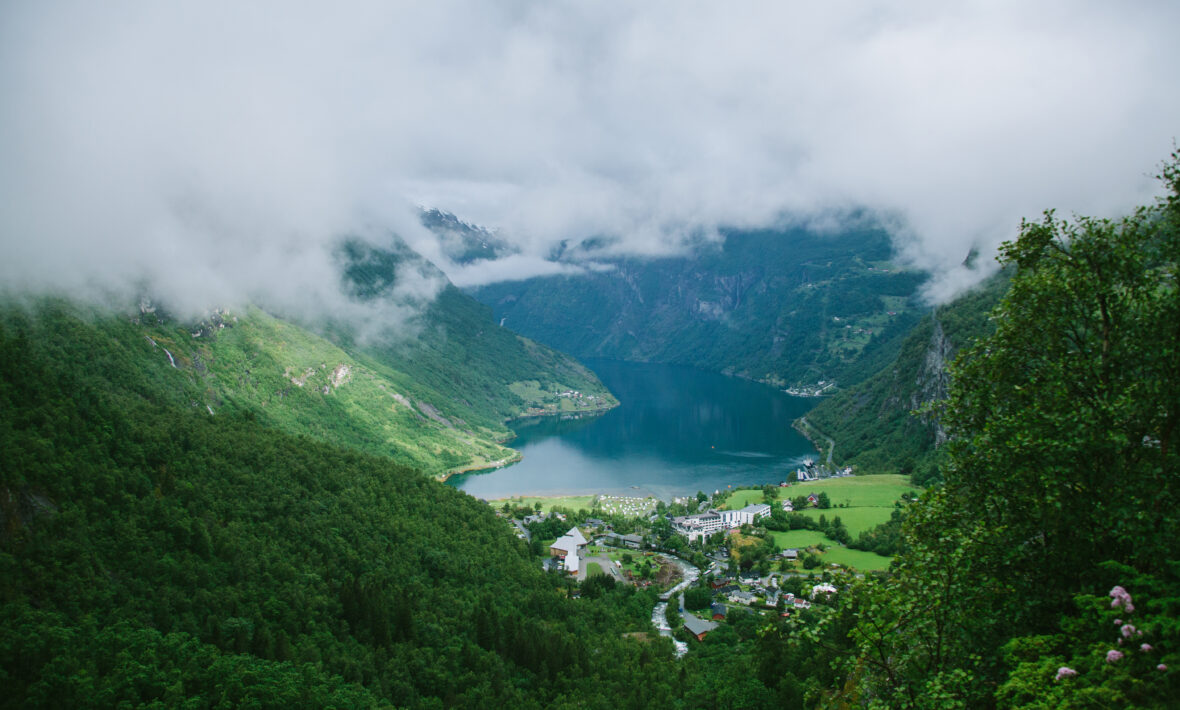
[840,151,1180,706]
[0,302,669,708]
[805,272,1009,480]
[471,225,927,390]
[996,564,1179,708]
[684,586,713,611]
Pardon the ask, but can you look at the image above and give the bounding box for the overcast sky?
[2,1,1178,315]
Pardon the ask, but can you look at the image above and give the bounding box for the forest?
[1,151,1178,707]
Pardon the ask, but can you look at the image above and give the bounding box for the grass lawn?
[821,546,892,571]
[788,474,917,508]
[586,562,605,577]
[488,494,598,513]
[770,529,893,572]
[719,488,775,510]
[792,507,895,536]
[781,474,917,535]
[770,530,831,549]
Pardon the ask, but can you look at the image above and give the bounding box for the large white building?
[672,503,773,542]
[549,526,588,573]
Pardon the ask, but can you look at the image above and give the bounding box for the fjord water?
[447,359,819,500]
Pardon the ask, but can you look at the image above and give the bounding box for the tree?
[939,157,1180,623]
[684,587,712,611]
[844,150,1180,705]
[816,492,831,509]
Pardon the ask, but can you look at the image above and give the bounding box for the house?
[810,582,837,600]
[782,499,794,512]
[604,532,645,549]
[618,533,643,549]
[806,494,819,506]
[549,527,589,573]
[683,613,718,641]
[728,590,757,606]
[710,602,728,621]
[781,548,798,561]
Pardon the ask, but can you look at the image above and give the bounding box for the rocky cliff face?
[912,314,953,446]
[803,271,1010,481]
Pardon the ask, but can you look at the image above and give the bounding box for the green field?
[770,530,831,549]
[771,530,892,571]
[764,475,916,570]
[719,488,775,509]
[586,562,605,577]
[790,474,917,507]
[820,546,892,571]
[792,507,894,536]
[490,495,599,513]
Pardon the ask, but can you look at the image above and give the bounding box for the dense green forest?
[0,301,759,708]
[804,272,1010,485]
[470,224,927,391]
[0,301,852,708]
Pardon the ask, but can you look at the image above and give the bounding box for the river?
[447,359,819,500]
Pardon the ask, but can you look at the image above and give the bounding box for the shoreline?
[437,401,619,483]
[792,416,835,466]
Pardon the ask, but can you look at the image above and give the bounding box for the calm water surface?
[447,359,820,500]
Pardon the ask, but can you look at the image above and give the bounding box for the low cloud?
[2,1,1177,314]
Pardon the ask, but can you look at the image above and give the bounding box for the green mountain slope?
[470,225,927,391]
[0,301,676,708]
[122,237,615,478]
[802,271,1010,483]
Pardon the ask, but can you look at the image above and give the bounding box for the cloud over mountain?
[2,1,1177,309]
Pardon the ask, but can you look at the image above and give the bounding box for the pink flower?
[1140,643,1153,652]
[1106,649,1124,663]
[1109,585,1133,610]
[1121,624,1138,639]
[1055,666,1078,680]
[1158,664,1168,672]
[1113,618,1123,625]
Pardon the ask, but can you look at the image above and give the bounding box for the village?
[492,474,917,648]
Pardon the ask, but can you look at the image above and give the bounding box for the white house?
[549,527,589,573]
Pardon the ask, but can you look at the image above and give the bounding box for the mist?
[2,1,1177,314]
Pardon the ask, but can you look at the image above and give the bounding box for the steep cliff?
[803,271,1010,483]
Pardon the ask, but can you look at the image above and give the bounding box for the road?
[578,554,625,583]
[797,417,835,466]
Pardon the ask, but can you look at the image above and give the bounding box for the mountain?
[109,235,617,478]
[801,270,1010,484]
[419,208,512,264]
[468,224,928,392]
[0,300,680,708]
